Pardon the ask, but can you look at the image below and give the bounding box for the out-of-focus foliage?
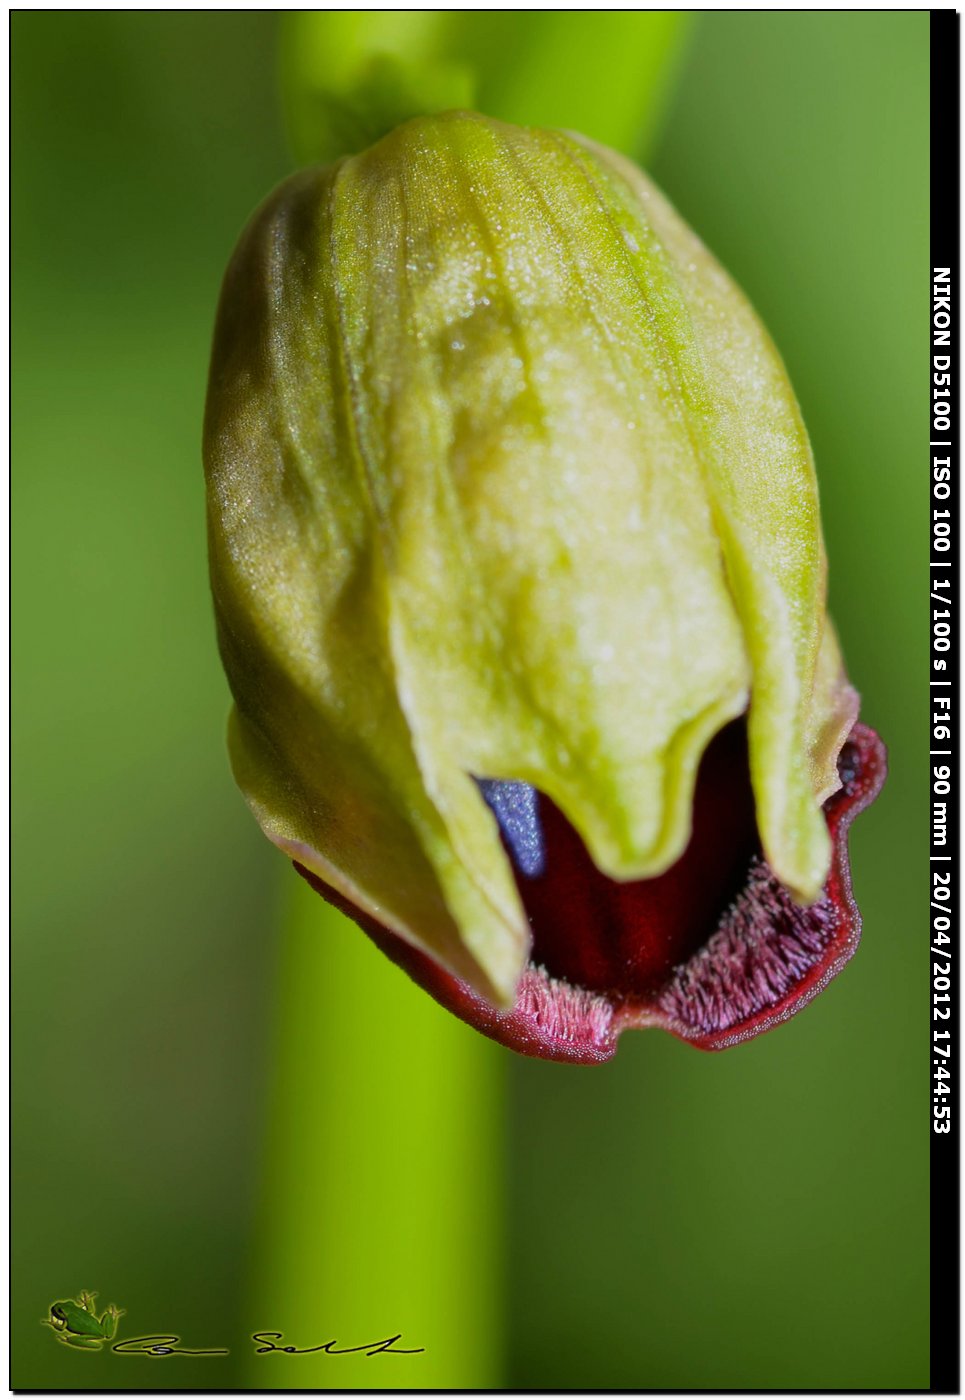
[12,13,287,1389]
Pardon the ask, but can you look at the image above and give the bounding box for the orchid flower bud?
[204,111,885,1062]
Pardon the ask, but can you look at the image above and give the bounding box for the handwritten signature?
[110,1330,424,1358]
[112,1336,228,1357]
[252,1330,425,1356]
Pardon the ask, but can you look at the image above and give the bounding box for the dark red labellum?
[295,722,886,1064]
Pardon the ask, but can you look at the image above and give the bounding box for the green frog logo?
[42,1291,124,1350]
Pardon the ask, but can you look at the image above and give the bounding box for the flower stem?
[245,875,504,1388]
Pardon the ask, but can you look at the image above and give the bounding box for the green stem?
[245,876,504,1388]
[279,11,475,165]
[279,11,692,166]
[246,15,693,1388]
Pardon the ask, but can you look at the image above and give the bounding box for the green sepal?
[205,112,856,1004]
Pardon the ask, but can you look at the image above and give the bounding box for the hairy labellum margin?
[296,721,885,1064]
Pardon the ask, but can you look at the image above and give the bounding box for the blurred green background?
[12,11,928,1390]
